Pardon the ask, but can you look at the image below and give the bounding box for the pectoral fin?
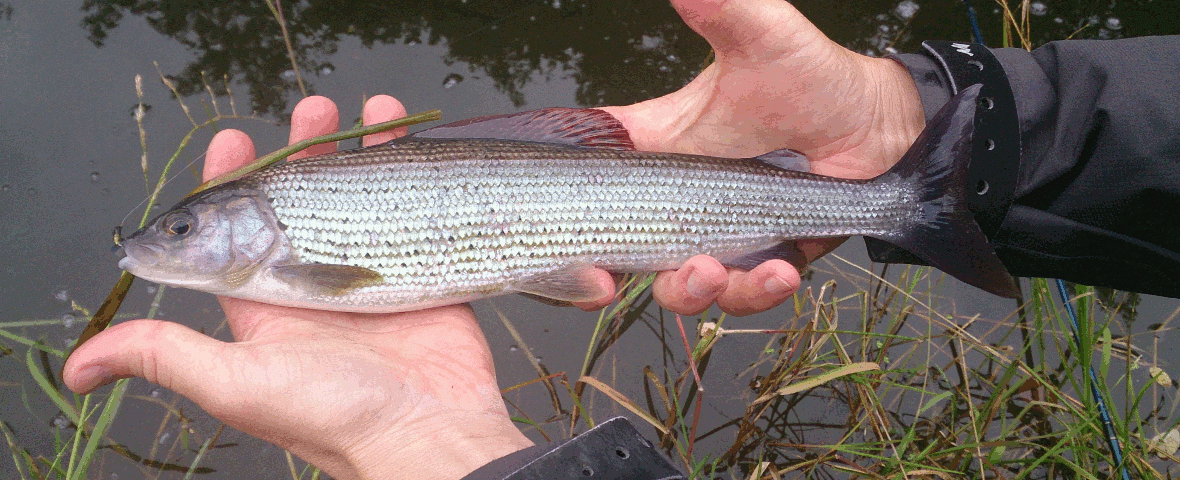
[512,265,612,303]
[272,264,384,296]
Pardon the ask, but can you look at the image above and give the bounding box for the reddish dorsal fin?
[410,108,635,150]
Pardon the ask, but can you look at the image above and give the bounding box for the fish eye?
[162,211,194,237]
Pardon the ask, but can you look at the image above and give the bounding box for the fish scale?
[240,138,917,309]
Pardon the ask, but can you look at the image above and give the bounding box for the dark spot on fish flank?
[276,220,289,231]
[341,253,349,261]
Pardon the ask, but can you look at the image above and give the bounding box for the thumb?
[63,320,239,408]
[671,0,831,60]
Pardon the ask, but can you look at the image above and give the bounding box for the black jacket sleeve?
[890,37,1180,298]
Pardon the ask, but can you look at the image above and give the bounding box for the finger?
[715,260,801,316]
[288,96,340,160]
[670,0,821,60]
[570,268,619,311]
[652,255,729,315]
[62,320,239,412]
[362,95,409,146]
[202,129,256,181]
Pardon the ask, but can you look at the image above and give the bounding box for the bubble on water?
[61,312,77,328]
[529,15,536,21]
[666,54,678,63]
[894,0,919,20]
[51,412,71,429]
[151,388,163,398]
[535,356,543,362]
[406,40,419,46]
[55,290,69,302]
[158,431,171,445]
[442,73,464,89]
[508,345,519,352]
[1105,17,1122,30]
[1086,15,1100,26]
[280,69,297,81]
[658,64,670,72]
[319,65,334,76]
[551,0,561,9]
[640,35,663,50]
[884,46,899,55]
[1029,2,1047,16]
[90,171,101,183]
[1053,17,1064,24]
[146,285,157,294]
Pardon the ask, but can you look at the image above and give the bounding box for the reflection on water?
[79,0,1180,119]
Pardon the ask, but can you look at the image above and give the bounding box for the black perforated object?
[462,417,686,480]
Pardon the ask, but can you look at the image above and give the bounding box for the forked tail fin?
[870,84,1019,298]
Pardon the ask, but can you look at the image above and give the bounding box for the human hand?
[63,96,533,480]
[577,0,927,316]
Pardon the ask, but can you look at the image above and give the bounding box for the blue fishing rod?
[956,2,1132,477]
[1055,281,1132,480]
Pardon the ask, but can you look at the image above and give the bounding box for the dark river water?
[2,0,1178,478]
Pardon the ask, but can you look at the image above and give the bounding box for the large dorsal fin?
[409,107,635,150]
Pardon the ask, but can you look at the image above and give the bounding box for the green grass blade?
[71,379,129,480]
[25,348,78,423]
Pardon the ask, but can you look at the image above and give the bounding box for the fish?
[116,84,1018,312]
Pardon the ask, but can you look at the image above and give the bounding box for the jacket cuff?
[868,41,1022,265]
[460,417,686,480]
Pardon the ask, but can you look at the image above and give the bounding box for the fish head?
[118,184,283,293]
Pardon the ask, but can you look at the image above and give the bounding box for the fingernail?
[765,275,793,295]
[685,267,722,299]
[75,365,113,390]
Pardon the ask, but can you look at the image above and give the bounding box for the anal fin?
[722,241,810,271]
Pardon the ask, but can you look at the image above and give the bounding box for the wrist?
[328,412,534,480]
[863,56,928,170]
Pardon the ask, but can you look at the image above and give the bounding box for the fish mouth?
[119,242,164,268]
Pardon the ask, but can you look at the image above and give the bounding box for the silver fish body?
[118,85,1018,311]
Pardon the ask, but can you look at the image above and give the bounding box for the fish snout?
[119,241,163,267]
